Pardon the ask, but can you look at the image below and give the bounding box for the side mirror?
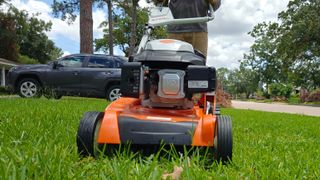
[53,61,58,69]
[128,56,134,62]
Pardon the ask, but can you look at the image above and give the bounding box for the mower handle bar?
[148,5,214,27]
[137,5,214,54]
[149,16,214,27]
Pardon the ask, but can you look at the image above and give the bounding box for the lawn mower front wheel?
[214,115,233,163]
[76,111,104,157]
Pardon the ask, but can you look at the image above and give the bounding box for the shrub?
[263,91,271,99]
[306,89,320,102]
[269,83,293,99]
[0,86,10,95]
[18,54,37,64]
[254,90,266,100]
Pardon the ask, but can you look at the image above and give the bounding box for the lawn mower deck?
[97,97,215,147]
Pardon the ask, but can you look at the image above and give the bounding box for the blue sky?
[4,0,289,68]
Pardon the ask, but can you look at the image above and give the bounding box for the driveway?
[232,100,320,117]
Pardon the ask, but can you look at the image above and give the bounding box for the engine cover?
[157,69,185,99]
[186,65,216,94]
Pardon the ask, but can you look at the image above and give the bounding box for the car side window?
[59,56,84,68]
[88,57,114,68]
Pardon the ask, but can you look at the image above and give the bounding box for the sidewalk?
[232,100,320,117]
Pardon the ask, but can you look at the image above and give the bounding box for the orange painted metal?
[97,97,216,146]
[97,98,139,144]
[159,39,176,44]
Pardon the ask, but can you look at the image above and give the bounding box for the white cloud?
[9,0,107,51]
[8,0,290,68]
[138,0,289,69]
[63,51,71,56]
[206,0,289,68]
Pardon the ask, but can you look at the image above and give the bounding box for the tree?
[128,0,138,56]
[95,6,166,56]
[242,22,284,89]
[217,67,259,98]
[52,0,94,54]
[0,6,63,63]
[105,0,114,55]
[242,0,320,90]
[0,0,9,5]
[0,9,19,61]
[80,0,93,53]
[276,0,320,89]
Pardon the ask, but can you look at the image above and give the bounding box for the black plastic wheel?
[106,85,121,101]
[18,78,42,98]
[214,115,233,163]
[215,104,221,115]
[76,111,104,157]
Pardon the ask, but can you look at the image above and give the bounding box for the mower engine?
[121,39,216,109]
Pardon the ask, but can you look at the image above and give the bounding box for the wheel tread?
[76,111,104,157]
[216,115,233,163]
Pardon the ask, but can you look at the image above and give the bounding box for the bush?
[269,83,293,99]
[305,89,320,102]
[254,90,266,100]
[0,86,10,95]
[18,54,37,64]
[263,91,271,99]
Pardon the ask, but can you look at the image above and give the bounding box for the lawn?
[0,97,319,179]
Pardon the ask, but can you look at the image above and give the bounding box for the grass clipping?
[162,166,183,180]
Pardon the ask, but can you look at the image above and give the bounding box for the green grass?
[0,97,320,179]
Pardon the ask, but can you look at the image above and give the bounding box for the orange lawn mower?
[76,4,232,163]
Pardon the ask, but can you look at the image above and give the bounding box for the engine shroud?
[157,69,185,99]
[121,41,215,109]
[121,62,216,109]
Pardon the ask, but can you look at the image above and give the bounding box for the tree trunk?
[106,0,114,55]
[80,0,93,54]
[128,0,138,57]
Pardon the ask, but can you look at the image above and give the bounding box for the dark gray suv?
[6,54,126,101]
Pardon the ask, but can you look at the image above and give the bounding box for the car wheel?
[214,115,233,163]
[18,78,42,98]
[106,85,121,101]
[76,111,104,157]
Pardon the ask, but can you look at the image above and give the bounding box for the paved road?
[232,100,320,117]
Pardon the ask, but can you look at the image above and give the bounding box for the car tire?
[76,111,104,157]
[106,85,121,101]
[214,115,233,163]
[18,78,42,98]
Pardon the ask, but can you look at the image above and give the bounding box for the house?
[0,58,19,87]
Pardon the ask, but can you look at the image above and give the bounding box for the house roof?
[0,58,20,66]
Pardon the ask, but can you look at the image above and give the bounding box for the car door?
[46,55,86,95]
[80,56,118,97]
